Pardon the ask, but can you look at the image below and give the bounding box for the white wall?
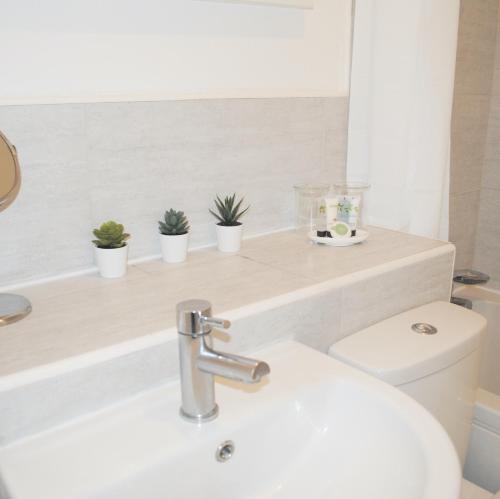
[0,0,352,104]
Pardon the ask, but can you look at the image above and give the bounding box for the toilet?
[328,301,494,498]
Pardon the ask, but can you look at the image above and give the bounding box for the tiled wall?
[474,8,500,283]
[450,0,498,270]
[0,97,348,286]
[0,246,454,443]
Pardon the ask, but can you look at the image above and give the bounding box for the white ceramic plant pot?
[160,233,189,263]
[94,245,128,278]
[216,224,243,253]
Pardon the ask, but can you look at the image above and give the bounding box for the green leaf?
[210,193,249,225]
[158,209,190,235]
[92,220,130,248]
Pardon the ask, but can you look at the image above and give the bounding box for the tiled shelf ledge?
[0,227,455,444]
[1,226,453,381]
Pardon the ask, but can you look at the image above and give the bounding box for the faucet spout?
[198,344,270,383]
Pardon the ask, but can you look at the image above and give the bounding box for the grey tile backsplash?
[0,97,348,286]
[450,0,500,274]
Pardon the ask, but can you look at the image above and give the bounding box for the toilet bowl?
[329,301,491,497]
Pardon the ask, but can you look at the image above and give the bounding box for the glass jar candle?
[293,184,330,233]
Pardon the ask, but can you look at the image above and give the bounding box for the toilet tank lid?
[329,301,486,386]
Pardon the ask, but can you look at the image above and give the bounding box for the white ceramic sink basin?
[0,341,461,499]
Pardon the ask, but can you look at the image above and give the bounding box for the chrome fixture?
[411,323,438,335]
[176,299,270,423]
[453,269,490,286]
[451,296,473,310]
[215,440,235,463]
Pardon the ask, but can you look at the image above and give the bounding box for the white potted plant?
[92,221,130,278]
[209,193,249,253]
[159,209,190,263]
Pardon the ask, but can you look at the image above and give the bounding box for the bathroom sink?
[0,341,460,499]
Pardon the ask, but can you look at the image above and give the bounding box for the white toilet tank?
[329,301,486,467]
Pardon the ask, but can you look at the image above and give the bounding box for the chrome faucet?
[176,299,270,423]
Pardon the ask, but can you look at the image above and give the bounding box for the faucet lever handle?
[176,299,230,336]
[201,316,231,330]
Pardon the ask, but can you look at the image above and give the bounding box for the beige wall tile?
[451,94,490,195]
[491,10,500,95]
[339,252,454,337]
[451,0,499,275]
[483,95,500,162]
[474,188,500,280]
[0,105,93,283]
[482,158,500,192]
[237,226,445,283]
[0,97,348,286]
[449,190,480,269]
[482,96,500,193]
[454,0,498,96]
[471,6,500,279]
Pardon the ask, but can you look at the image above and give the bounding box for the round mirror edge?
[0,130,21,213]
[0,130,31,328]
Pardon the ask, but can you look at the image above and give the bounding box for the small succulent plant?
[92,221,130,249]
[159,209,189,236]
[209,194,249,226]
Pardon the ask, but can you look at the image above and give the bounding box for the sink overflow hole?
[216,441,235,463]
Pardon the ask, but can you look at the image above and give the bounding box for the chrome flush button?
[411,323,438,335]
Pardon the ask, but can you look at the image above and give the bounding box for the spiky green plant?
[159,209,189,236]
[209,194,249,226]
[92,221,130,249]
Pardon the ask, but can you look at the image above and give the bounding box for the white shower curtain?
[347,0,460,240]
